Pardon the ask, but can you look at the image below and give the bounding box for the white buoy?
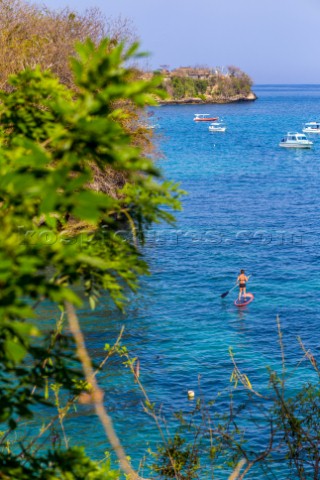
[187,390,195,399]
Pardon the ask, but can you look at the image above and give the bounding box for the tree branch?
[65,301,148,480]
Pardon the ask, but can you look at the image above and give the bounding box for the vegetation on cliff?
[158,65,255,103]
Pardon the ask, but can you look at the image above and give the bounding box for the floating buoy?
[187,390,195,399]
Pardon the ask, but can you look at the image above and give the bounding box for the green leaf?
[4,339,28,364]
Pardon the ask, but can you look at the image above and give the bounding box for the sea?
[38,85,320,479]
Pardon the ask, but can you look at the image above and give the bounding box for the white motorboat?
[279,132,313,148]
[208,122,226,132]
[302,122,320,133]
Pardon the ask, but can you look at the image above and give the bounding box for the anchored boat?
[302,122,320,134]
[194,114,218,122]
[208,121,226,132]
[279,132,313,149]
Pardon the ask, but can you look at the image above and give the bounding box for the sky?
[33,0,320,84]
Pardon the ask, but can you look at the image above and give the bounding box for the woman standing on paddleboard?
[237,269,249,300]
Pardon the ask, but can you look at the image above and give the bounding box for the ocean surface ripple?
[39,85,320,479]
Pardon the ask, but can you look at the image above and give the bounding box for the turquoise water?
[40,86,320,477]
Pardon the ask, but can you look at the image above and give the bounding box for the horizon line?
[253,83,320,86]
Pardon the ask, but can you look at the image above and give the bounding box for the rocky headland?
[153,65,257,105]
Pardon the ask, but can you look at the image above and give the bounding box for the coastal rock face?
[160,91,257,105]
[160,97,203,105]
[209,91,258,104]
[245,92,257,101]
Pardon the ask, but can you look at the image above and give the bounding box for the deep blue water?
[39,85,320,478]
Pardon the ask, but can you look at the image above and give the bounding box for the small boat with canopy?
[194,114,218,122]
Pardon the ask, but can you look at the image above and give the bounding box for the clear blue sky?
[33,0,320,84]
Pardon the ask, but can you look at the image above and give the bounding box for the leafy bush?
[0,38,181,478]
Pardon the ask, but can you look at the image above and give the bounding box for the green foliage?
[150,397,246,479]
[164,67,253,100]
[211,67,253,99]
[194,79,208,95]
[152,434,200,479]
[171,76,207,99]
[171,77,188,99]
[271,375,320,478]
[0,447,119,479]
[0,37,181,477]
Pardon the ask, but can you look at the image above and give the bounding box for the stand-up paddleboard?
[234,293,254,307]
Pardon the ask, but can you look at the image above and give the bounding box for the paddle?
[221,275,252,299]
[221,283,238,299]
